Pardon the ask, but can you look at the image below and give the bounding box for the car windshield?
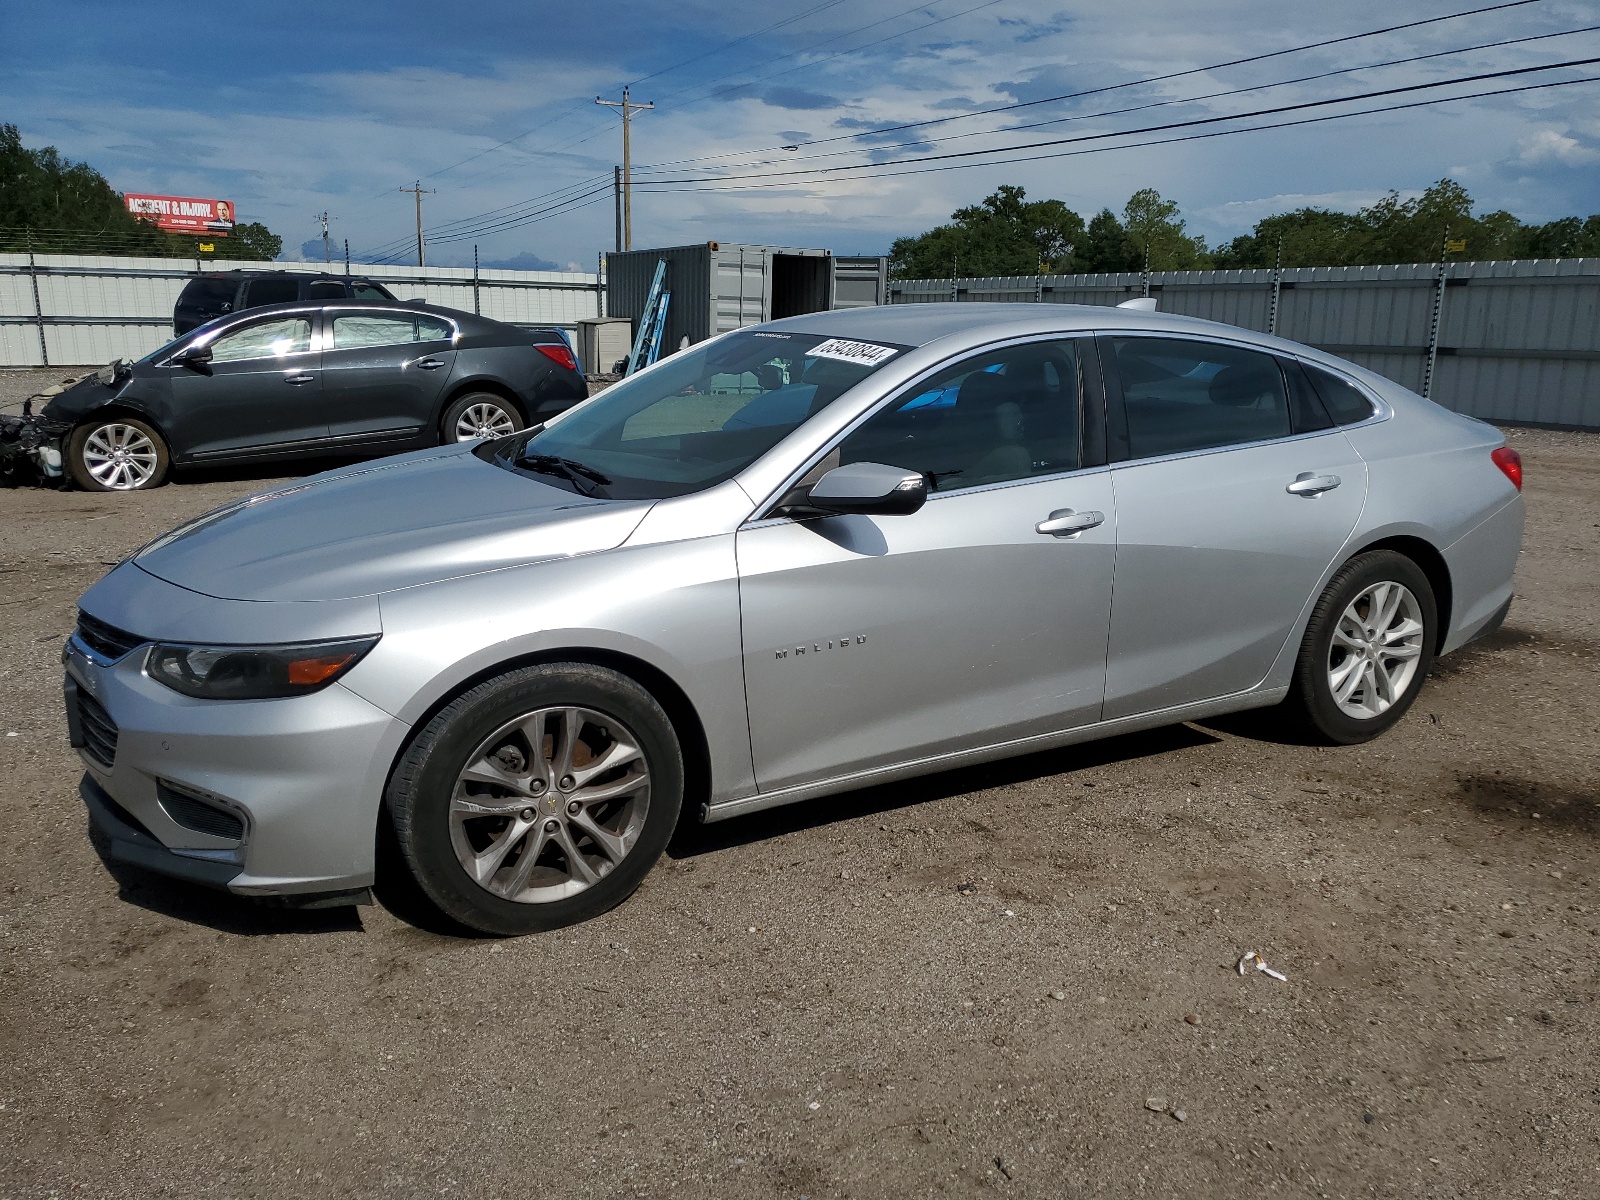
[481,329,909,499]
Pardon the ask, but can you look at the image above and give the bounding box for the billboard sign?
[125,194,235,235]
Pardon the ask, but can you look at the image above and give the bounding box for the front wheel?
[386,663,683,935]
[1283,549,1437,744]
[442,392,523,443]
[66,417,170,491]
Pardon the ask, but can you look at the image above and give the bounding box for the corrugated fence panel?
[0,253,600,367]
[887,259,1600,429]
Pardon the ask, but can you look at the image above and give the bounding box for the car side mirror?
[172,344,213,373]
[791,462,927,517]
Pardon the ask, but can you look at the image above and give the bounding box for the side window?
[838,340,1081,492]
[1112,337,1290,459]
[243,278,300,307]
[1303,363,1376,425]
[307,280,345,300]
[208,316,312,363]
[331,314,418,349]
[350,282,389,300]
[416,315,453,342]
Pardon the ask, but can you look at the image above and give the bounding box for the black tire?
[441,392,524,443]
[66,416,170,491]
[1282,550,1438,745]
[387,663,683,935]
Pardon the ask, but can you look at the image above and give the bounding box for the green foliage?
[890,185,1086,277]
[1212,178,1600,268]
[1122,188,1208,270]
[1077,208,1141,272]
[0,123,279,259]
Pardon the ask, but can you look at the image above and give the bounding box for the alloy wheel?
[453,402,517,441]
[1326,581,1426,719]
[448,705,651,903]
[82,423,159,490]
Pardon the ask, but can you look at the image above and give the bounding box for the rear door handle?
[1036,509,1105,537]
[416,358,446,370]
[1286,472,1341,497]
[283,373,316,385]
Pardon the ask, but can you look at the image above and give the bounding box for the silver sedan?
[64,304,1524,933]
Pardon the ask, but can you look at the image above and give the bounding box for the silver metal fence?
[0,253,604,368]
[890,259,1600,429]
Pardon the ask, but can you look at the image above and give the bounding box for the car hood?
[133,445,655,602]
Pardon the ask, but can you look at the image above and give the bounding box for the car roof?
[763,301,1313,357]
[194,269,380,279]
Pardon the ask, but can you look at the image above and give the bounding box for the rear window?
[1304,364,1376,425]
[244,278,300,307]
[180,278,236,309]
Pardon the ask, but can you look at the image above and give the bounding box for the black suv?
[174,271,397,335]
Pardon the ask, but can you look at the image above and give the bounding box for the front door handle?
[1036,509,1105,537]
[416,358,446,370]
[283,373,316,385]
[1286,472,1341,497]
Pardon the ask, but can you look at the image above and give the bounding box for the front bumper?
[0,413,67,483]
[65,628,411,900]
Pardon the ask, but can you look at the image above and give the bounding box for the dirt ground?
[1,366,1597,1199]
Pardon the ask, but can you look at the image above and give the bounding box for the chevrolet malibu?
[64,304,1525,934]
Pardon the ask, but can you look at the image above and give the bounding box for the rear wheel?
[387,663,682,935]
[1283,550,1437,744]
[66,417,169,491]
[442,392,523,443]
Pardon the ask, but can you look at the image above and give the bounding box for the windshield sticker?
[751,332,792,339]
[808,338,899,367]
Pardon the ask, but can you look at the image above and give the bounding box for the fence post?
[473,244,481,316]
[1267,239,1283,336]
[1422,260,1449,399]
[26,238,49,368]
[597,252,606,318]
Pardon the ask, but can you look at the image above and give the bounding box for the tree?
[1122,188,1209,270]
[1076,208,1141,272]
[890,185,1086,277]
[0,122,279,259]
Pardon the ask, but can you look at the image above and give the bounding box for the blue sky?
[7,1,1599,268]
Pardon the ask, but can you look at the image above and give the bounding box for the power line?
[635,0,1554,171]
[631,73,1600,195]
[624,54,1600,187]
[641,23,1600,177]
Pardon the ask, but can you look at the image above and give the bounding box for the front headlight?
[147,636,380,700]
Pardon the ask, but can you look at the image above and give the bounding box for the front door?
[738,337,1117,793]
[1100,334,1368,719]
[167,312,326,457]
[320,310,457,440]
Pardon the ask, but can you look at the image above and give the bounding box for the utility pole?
[316,211,331,264]
[399,181,436,267]
[612,165,623,253]
[596,87,653,251]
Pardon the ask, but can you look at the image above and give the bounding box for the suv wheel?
[1284,550,1437,744]
[387,663,683,934]
[443,393,523,443]
[66,417,170,491]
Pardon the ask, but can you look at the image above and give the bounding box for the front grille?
[76,689,118,768]
[157,782,246,841]
[76,611,146,661]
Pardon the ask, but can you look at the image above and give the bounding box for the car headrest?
[1210,364,1279,407]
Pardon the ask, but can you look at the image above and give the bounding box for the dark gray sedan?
[38,299,587,490]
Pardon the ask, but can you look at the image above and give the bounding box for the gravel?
[1,417,1597,1198]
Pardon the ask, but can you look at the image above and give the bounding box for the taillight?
[1491,445,1523,491]
[535,343,578,372]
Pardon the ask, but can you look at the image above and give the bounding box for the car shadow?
[89,826,365,936]
[668,722,1220,859]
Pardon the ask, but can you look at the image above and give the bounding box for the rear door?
[166,312,326,456]
[1100,334,1367,719]
[320,310,458,440]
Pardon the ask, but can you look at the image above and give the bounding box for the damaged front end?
[1,378,81,487]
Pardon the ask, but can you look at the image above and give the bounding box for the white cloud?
[1516,129,1600,168]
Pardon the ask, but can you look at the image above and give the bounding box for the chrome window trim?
[1099,329,1392,468]
[743,330,1095,523]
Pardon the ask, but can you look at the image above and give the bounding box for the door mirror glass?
[797,461,927,516]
